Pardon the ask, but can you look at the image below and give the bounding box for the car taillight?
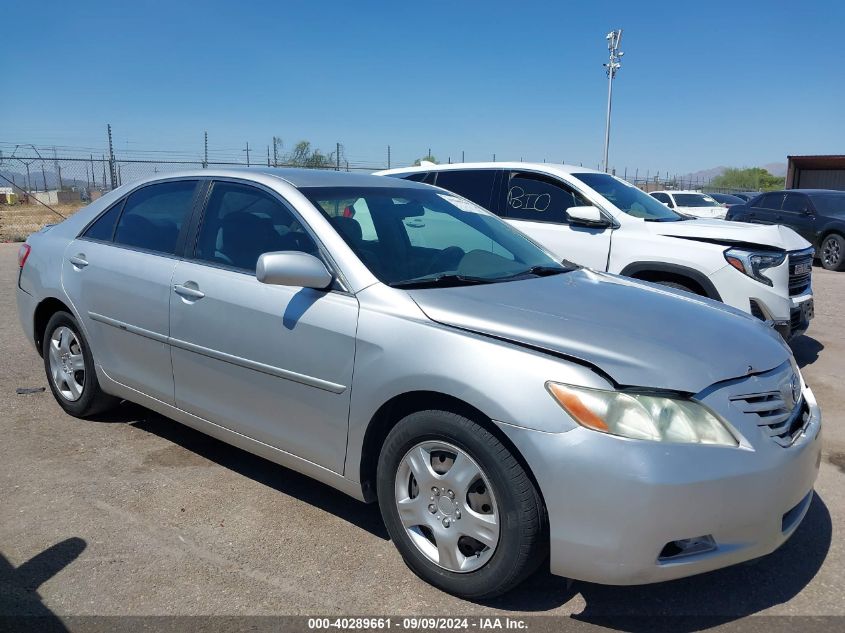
[17,243,31,268]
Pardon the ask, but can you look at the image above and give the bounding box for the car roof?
[127,167,432,190]
[377,161,605,177]
[782,189,845,195]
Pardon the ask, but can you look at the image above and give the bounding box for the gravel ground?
[1,241,843,628]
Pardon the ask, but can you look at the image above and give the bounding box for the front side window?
[194,181,317,272]
[573,173,684,221]
[672,193,722,207]
[113,180,198,254]
[651,192,670,204]
[503,172,589,223]
[301,186,567,287]
[432,170,497,211]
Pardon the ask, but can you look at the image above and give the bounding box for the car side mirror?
[567,205,609,228]
[256,252,332,289]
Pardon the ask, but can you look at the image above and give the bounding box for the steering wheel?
[426,246,465,275]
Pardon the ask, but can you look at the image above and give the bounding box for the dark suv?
[726,189,845,271]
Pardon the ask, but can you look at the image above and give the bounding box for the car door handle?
[173,284,205,300]
[68,254,88,268]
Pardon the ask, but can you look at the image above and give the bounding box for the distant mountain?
[762,162,787,177]
[680,162,787,184]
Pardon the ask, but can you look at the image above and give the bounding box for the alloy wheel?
[394,441,499,573]
[823,237,841,268]
[48,326,85,401]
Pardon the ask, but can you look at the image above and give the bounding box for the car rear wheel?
[820,234,845,271]
[43,311,117,417]
[377,410,545,599]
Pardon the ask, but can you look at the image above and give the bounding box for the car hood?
[647,218,812,250]
[406,270,789,394]
[676,206,727,218]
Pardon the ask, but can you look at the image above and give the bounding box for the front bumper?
[709,263,813,340]
[495,385,822,585]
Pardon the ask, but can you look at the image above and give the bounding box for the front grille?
[788,249,813,297]
[730,392,809,447]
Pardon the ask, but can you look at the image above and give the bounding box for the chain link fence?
[0,155,761,242]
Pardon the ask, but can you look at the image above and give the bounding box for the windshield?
[809,194,845,214]
[301,186,570,287]
[673,193,722,207]
[571,173,684,221]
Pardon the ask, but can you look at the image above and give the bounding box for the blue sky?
[2,0,842,173]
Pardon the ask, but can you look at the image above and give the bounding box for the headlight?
[724,247,786,287]
[546,382,739,446]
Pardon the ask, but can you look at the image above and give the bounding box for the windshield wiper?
[389,274,497,289]
[495,263,579,280]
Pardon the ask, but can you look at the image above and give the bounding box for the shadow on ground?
[0,537,85,631]
[791,335,824,368]
[101,402,389,540]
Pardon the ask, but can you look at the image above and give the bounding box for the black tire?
[42,311,117,418]
[820,233,845,271]
[377,410,545,599]
[655,280,698,294]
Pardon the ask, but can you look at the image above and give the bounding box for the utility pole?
[90,154,95,188]
[462,150,465,162]
[387,145,391,169]
[107,123,116,189]
[102,155,107,189]
[267,145,271,166]
[602,29,624,173]
[203,131,208,168]
[273,137,280,167]
[336,142,341,171]
[244,142,250,166]
[53,146,62,189]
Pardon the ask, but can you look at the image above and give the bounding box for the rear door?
[169,179,358,472]
[747,193,785,224]
[498,170,611,270]
[63,179,200,403]
[779,193,816,243]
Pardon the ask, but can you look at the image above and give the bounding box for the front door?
[169,180,358,473]
[500,171,612,270]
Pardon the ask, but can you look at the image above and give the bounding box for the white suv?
[650,190,729,219]
[376,163,814,339]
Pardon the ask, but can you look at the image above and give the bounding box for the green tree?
[711,167,784,191]
[287,141,336,169]
[413,154,438,166]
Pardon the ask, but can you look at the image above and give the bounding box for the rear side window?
[757,193,784,210]
[782,193,810,213]
[82,201,124,241]
[194,181,317,272]
[113,181,198,254]
[433,170,497,211]
[402,172,435,184]
[503,172,589,223]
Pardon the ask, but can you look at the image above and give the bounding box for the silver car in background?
[16,168,821,598]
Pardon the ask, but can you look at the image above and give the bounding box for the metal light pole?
[602,29,624,173]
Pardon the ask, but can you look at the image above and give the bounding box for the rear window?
[113,181,198,254]
[433,170,497,211]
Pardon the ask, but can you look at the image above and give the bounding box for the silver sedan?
[16,168,821,598]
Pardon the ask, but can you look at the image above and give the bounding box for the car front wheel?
[377,410,546,599]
